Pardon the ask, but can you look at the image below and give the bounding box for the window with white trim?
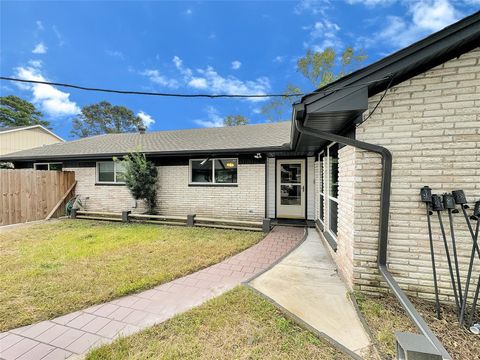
[326,143,339,237]
[190,158,238,184]
[96,161,126,184]
[34,162,63,171]
[318,152,326,225]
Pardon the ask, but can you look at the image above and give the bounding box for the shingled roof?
[0,121,292,161]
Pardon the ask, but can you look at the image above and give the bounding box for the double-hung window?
[190,158,238,185]
[34,162,63,171]
[326,143,339,237]
[96,161,126,184]
[318,143,339,239]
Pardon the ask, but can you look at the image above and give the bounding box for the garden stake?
[432,194,460,312]
[443,193,463,308]
[468,274,480,327]
[420,186,441,319]
[453,190,480,259]
[459,211,480,327]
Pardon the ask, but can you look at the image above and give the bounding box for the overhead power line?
[0,76,304,98]
[0,75,392,99]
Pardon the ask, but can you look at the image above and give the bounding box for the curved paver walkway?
[0,226,304,360]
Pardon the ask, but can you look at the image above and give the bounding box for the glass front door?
[276,159,305,219]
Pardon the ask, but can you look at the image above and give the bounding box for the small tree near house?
[116,152,158,214]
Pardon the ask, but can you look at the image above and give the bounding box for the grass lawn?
[354,292,479,360]
[0,219,263,332]
[87,286,348,360]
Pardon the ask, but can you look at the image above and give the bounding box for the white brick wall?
[347,48,480,302]
[64,166,147,213]
[156,163,265,220]
[66,162,265,220]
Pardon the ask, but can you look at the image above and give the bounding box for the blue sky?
[1,0,478,139]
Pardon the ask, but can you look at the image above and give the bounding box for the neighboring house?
[0,125,64,157]
[1,13,479,307]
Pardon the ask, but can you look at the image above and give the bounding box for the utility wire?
[0,75,392,99]
[0,76,302,98]
[356,73,395,127]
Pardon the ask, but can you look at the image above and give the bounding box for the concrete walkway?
[250,229,375,359]
[0,226,304,360]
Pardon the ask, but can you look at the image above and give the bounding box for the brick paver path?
[0,226,304,360]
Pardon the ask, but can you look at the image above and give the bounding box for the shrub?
[117,152,158,213]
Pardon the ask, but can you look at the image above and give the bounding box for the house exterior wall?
[327,48,480,303]
[0,128,62,156]
[65,161,266,220]
[156,163,265,220]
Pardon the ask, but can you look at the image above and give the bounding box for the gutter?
[295,118,451,360]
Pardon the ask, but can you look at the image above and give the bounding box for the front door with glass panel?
[276,159,305,219]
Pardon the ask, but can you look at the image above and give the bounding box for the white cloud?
[185,8,193,15]
[188,77,208,89]
[137,111,155,127]
[14,63,80,117]
[106,50,124,59]
[142,56,270,102]
[32,42,47,54]
[252,108,262,114]
[303,19,342,51]
[52,25,66,46]
[28,60,42,68]
[273,56,285,63]
[231,60,242,70]
[140,69,179,88]
[36,20,44,31]
[376,0,461,48]
[194,106,224,128]
[346,0,396,6]
[294,0,330,16]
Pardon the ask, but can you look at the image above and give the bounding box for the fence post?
[71,208,77,219]
[122,211,131,222]
[187,214,196,227]
[262,218,271,233]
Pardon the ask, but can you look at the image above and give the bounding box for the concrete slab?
[250,229,375,359]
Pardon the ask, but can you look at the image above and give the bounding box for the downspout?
[295,118,451,360]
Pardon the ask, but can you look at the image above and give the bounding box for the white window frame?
[96,161,126,184]
[34,162,63,171]
[317,151,326,228]
[324,142,339,239]
[189,158,238,185]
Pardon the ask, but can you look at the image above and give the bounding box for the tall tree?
[224,115,249,126]
[0,95,49,128]
[262,47,366,121]
[71,101,143,138]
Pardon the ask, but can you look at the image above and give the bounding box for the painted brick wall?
[351,48,480,303]
[64,166,147,213]
[156,163,265,220]
[66,163,265,220]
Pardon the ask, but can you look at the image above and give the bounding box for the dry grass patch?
[0,219,263,331]
[87,286,349,360]
[354,292,480,360]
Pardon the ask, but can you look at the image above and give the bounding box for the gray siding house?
[2,12,479,310]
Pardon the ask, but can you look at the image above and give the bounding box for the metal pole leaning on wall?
[431,194,460,314]
[443,193,463,307]
[421,187,441,319]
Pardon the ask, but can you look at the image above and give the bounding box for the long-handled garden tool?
[459,199,480,327]
[420,186,441,319]
[468,274,480,328]
[432,194,460,312]
[443,193,463,307]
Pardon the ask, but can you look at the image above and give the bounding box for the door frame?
[275,158,307,219]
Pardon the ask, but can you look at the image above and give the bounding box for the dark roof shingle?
[1,121,292,160]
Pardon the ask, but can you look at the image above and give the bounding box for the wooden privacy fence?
[0,169,76,226]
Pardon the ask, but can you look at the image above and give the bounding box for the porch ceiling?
[291,85,368,153]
